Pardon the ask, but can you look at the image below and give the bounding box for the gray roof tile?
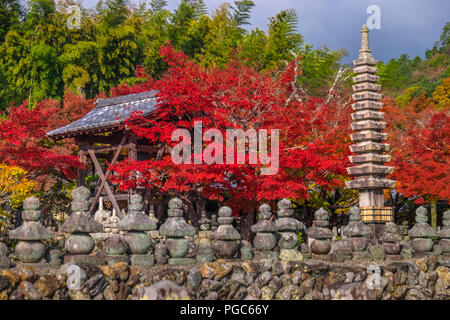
[46,90,159,139]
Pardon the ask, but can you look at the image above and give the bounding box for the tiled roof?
[46,90,159,139]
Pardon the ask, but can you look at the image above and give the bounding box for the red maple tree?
[384,95,450,227]
[109,43,352,230]
[0,91,95,187]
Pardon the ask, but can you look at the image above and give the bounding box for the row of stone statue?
[0,186,449,269]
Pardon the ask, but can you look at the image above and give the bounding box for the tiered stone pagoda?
[346,25,395,226]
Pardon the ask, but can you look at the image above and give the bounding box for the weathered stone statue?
[402,220,410,240]
[94,197,111,229]
[159,197,196,265]
[9,197,53,265]
[239,240,253,260]
[211,206,241,259]
[341,206,371,260]
[381,222,403,260]
[60,187,103,264]
[118,194,157,267]
[211,214,219,231]
[196,211,214,263]
[251,204,278,261]
[0,242,10,268]
[148,205,159,239]
[438,210,450,260]
[154,242,169,265]
[104,235,129,265]
[409,206,437,257]
[92,197,122,240]
[307,207,332,259]
[276,199,304,261]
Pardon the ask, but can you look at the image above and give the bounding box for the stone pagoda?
[346,25,395,227]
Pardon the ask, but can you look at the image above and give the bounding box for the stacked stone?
[239,240,252,260]
[154,243,169,265]
[211,214,219,231]
[307,208,332,259]
[276,199,304,261]
[92,197,113,241]
[0,242,10,268]
[437,210,450,260]
[341,207,371,260]
[148,206,159,239]
[60,187,103,264]
[381,222,403,260]
[402,220,410,240]
[9,197,53,265]
[118,194,157,267]
[346,25,395,208]
[251,204,277,261]
[108,209,120,234]
[211,206,241,259]
[196,211,214,263]
[159,197,196,265]
[408,206,437,257]
[104,235,128,265]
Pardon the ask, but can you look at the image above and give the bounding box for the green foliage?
[380,22,450,101]
[264,9,303,69]
[296,232,303,246]
[300,45,348,96]
[98,0,130,28]
[231,0,254,27]
[396,85,421,107]
[0,0,346,109]
[0,0,22,43]
[96,25,140,92]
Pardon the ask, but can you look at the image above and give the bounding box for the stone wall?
[0,258,448,300]
[0,188,449,300]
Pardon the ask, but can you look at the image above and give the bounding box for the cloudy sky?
[83,0,450,63]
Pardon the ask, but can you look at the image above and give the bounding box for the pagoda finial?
[360,24,371,53]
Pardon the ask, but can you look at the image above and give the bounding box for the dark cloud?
[83,0,449,63]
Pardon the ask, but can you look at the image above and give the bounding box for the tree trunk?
[431,199,437,230]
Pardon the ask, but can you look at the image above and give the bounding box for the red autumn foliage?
[384,95,450,203]
[0,91,95,186]
[109,43,352,210]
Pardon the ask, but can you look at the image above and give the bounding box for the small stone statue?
[307,207,332,259]
[196,211,214,263]
[251,204,278,261]
[211,213,219,231]
[9,197,53,265]
[438,210,450,260]
[381,222,403,260]
[104,235,129,265]
[0,242,11,268]
[402,220,410,240]
[239,240,253,260]
[276,199,304,261]
[408,206,436,257]
[94,197,111,225]
[159,197,196,265]
[341,207,371,260]
[154,242,169,265]
[148,205,159,239]
[118,194,157,267]
[109,209,120,234]
[211,206,241,259]
[60,187,103,264]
